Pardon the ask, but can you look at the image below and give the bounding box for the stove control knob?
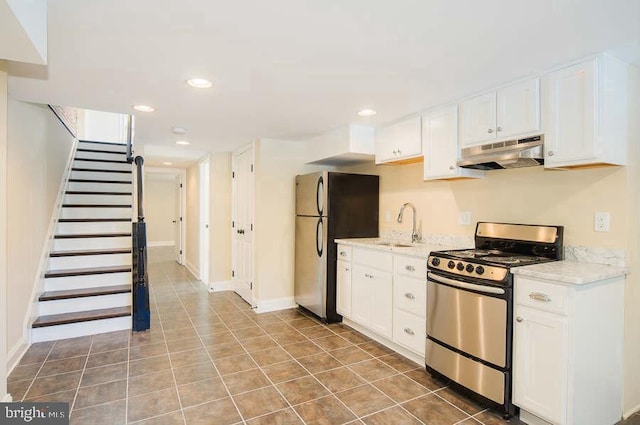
[447,260,455,269]
[456,262,464,271]
[465,264,474,273]
[431,258,440,267]
[476,265,485,275]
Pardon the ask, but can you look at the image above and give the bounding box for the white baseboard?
[148,241,175,247]
[7,336,29,376]
[209,280,233,292]
[254,297,297,314]
[2,394,12,402]
[184,260,199,280]
[624,403,640,419]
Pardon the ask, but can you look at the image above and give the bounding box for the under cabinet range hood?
[457,135,544,170]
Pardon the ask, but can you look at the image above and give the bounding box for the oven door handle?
[428,272,506,295]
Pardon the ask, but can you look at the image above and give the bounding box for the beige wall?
[185,162,200,275]
[6,99,74,354]
[144,174,177,245]
[0,61,8,399]
[209,152,231,283]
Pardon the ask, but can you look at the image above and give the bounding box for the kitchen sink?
[376,242,413,248]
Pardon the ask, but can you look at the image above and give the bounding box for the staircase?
[31,140,134,342]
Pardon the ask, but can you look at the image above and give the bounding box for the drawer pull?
[404,292,415,300]
[404,265,416,272]
[516,316,524,323]
[529,292,551,302]
[404,328,415,336]
[364,273,374,279]
[345,268,350,272]
[340,251,347,256]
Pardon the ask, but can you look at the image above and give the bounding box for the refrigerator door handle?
[316,176,324,216]
[316,218,323,257]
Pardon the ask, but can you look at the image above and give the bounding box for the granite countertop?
[511,261,630,285]
[334,238,462,258]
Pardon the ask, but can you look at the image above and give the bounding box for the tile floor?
[7,248,640,425]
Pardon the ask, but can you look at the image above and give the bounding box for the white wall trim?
[2,394,12,402]
[254,297,297,314]
[148,241,175,247]
[184,260,199,280]
[623,404,640,419]
[209,280,233,292]
[7,336,29,376]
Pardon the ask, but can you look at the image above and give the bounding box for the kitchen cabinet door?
[496,78,540,139]
[513,305,568,425]
[423,105,484,180]
[350,264,371,327]
[336,259,352,319]
[459,92,496,147]
[375,115,422,164]
[369,269,393,338]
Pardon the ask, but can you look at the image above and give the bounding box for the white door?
[370,269,393,338]
[496,78,540,139]
[199,158,210,284]
[423,105,459,179]
[459,92,497,146]
[174,174,183,264]
[336,259,351,318]
[232,146,254,305]
[350,265,371,327]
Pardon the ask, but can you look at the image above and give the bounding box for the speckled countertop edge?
[511,261,630,285]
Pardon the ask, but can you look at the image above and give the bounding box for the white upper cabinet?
[460,77,541,147]
[375,115,422,164]
[422,105,484,180]
[544,54,628,168]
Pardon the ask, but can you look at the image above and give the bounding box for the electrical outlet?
[595,212,610,232]
[459,211,472,225]
[384,210,391,223]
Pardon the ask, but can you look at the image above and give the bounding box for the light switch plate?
[459,211,472,225]
[595,212,610,232]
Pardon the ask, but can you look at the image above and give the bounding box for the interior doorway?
[199,158,210,284]
[231,145,254,306]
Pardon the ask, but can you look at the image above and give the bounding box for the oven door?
[426,271,507,367]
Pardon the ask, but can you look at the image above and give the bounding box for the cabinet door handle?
[529,292,551,302]
[487,128,494,134]
[340,251,347,257]
[548,150,555,157]
[397,149,402,155]
[404,328,415,336]
[404,265,415,272]
[516,316,524,323]
[496,126,502,132]
[364,273,374,279]
[449,165,455,170]
[345,268,350,272]
[392,150,398,155]
[404,292,415,300]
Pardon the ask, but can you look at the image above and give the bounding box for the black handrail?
[126,115,134,164]
[134,156,145,221]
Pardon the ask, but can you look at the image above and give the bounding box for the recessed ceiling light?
[358,109,376,117]
[186,78,213,88]
[162,162,173,166]
[172,126,187,135]
[133,105,155,112]
[175,140,190,145]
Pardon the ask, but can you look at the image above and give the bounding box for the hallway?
[7,248,528,424]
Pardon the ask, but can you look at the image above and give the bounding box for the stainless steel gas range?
[426,222,564,417]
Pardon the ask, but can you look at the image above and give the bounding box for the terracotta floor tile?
[294,394,356,425]
[276,375,330,406]
[271,331,307,345]
[74,379,126,409]
[129,354,171,377]
[378,353,420,372]
[128,370,175,397]
[348,359,397,382]
[90,336,128,354]
[38,356,87,378]
[330,346,373,365]
[288,317,320,329]
[315,367,365,393]
[233,386,288,419]
[19,341,55,365]
[183,397,241,425]
[233,325,267,340]
[25,371,82,399]
[372,374,430,403]
[129,410,186,425]
[169,347,211,369]
[172,360,218,385]
[127,387,181,423]
[246,408,303,425]
[262,360,309,383]
[129,342,167,360]
[402,393,469,424]
[339,331,370,345]
[296,352,342,374]
[222,368,271,395]
[80,362,127,387]
[314,335,353,351]
[86,348,128,369]
[164,327,198,341]
[404,368,450,391]
[436,387,485,415]
[297,326,334,339]
[70,399,126,425]
[177,377,229,408]
[7,379,31,401]
[336,384,394,417]
[199,331,237,346]
[250,347,292,366]
[8,363,41,382]
[357,341,394,358]
[26,389,76,404]
[206,341,245,360]
[48,337,92,360]
[215,353,257,375]
[362,406,423,425]
[166,337,203,353]
[282,341,324,358]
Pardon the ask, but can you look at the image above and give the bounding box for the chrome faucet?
[397,202,420,243]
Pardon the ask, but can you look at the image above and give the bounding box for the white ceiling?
[7,0,640,156]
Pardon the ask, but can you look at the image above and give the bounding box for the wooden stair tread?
[74,158,129,164]
[45,265,132,278]
[68,179,132,184]
[78,140,128,147]
[76,148,126,155]
[71,168,132,174]
[54,232,131,239]
[58,218,132,223]
[40,285,131,301]
[65,191,132,195]
[50,248,132,257]
[32,306,131,328]
[62,204,132,208]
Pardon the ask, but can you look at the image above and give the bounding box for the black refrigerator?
[294,171,379,323]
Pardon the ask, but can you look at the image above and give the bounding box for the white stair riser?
[49,253,132,270]
[39,293,131,316]
[59,207,132,219]
[75,151,127,161]
[77,143,127,153]
[64,194,132,205]
[44,272,132,291]
[53,236,131,251]
[73,160,131,172]
[67,182,133,192]
[56,221,131,234]
[32,316,131,343]
[70,170,132,181]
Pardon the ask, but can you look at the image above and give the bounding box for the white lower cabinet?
[513,275,624,425]
[350,263,392,339]
[336,259,352,318]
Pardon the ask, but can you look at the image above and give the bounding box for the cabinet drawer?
[337,245,352,262]
[353,248,392,272]
[393,275,426,318]
[516,277,569,315]
[394,255,427,279]
[393,309,426,356]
